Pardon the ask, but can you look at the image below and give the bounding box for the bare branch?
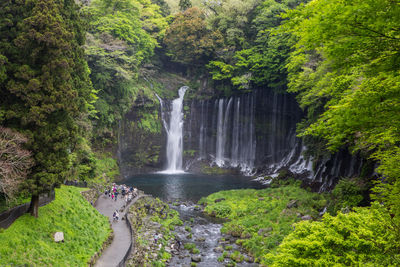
[0,127,34,201]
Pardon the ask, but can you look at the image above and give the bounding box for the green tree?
[163,7,223,68]
[207,0,307,91]
[85,0,167,139]
[204,0,260,50]
[269,204,400,266]
[0,0,95,217]
[282,0,400,222]
[179,0,192,11]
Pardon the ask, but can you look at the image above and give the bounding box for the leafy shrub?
[327,177,367,215]
[230,251,244,262]
[206,203,232,217]
[201,185,327,263]
[184,243,196,250]
[268,203,400,266]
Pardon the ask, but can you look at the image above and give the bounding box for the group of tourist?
[104,183,138,203]
[105,183,139,223]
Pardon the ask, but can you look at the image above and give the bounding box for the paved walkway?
[94,193,141,267]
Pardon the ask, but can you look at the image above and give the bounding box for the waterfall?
[215,99,225,166]
[157,86,188,173]
[231,98,240,167]
[193,93,256,174]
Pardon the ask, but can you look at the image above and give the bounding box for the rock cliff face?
[118,96,165,177]
[119,86,366,191]
[182,88,365,191]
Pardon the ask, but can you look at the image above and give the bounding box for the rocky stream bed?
[126,196,258,267]
[169,203,258,267]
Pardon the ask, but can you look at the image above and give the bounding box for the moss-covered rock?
[200,183,327,264]
[126,196,182,267]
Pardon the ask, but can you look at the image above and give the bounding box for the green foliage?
[84,152,120,190]
[206,0,307,92]
[327,178,367,215]
[184,242,199,254]
[282,0,400,222]
[230,250,244,262]
[163,7,223,67]
[0,192,30,213]
[184,242,196,250]
[204,0,260,50]
[179,0,192,11]
[85,0,168,135]
[128,196,183,266]
[0,0,95,206]
[0,186,111,265]
[269,203,400,266]
[201,185,326,264]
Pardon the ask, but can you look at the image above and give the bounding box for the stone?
[258,197,265,201]
[240,232,251,239]
[213,246,224,253]
[191,255,201,262]
[245,256,254,263]
[214,198,225,203]
[54,232,64,242]
[287,199,298,209]
[301,215,313,220]
[258,227,273,237]
[195,236,206,242]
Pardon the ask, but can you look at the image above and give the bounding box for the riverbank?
[118,180,326,266]
[199,181,326,265]
[125,195,183,266]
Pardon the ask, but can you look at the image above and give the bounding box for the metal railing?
[0,191,55,229]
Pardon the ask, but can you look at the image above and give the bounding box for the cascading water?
[157,86,188,173]
[192,93,257,175]
[183,89,364,190]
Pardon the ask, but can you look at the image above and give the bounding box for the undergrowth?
[199,181,326,264]
[0,186,111,266]
[127,196,183,266]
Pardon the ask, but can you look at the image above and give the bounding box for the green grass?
[0,186,111,266]
[199,182,326,264]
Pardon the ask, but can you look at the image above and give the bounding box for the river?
[123,173,264,266]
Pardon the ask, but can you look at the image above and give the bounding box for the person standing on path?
[113,210,119,222]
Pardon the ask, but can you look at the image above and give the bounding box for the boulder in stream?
[191,255,201,262]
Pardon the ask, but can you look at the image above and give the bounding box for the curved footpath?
[94,193,143,267]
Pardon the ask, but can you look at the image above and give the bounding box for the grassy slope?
[0,186,111,266]
[199,182,326,265]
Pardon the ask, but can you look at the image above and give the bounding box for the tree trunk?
[28,194,39,218]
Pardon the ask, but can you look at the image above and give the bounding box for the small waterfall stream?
[157,86,188,173]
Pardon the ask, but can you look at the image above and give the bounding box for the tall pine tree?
[0,0,94,217]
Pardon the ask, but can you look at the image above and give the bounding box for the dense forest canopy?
[0,0,399,264]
